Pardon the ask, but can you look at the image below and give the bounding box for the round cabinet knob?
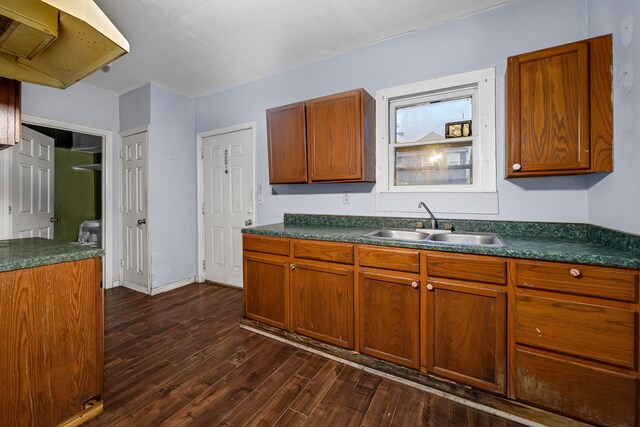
[411,281,419,289]
[291,263,296,270]
[569,268,581,278]
[426,283,434,291]
[512,163,522,171]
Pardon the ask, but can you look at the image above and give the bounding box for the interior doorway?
[197,123,256,287]
[0,115,116,289]
[18,123,103,243]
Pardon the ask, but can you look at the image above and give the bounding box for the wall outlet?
[342,193,351,204]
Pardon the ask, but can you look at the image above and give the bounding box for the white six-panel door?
[203,128,253,287]
[11,127,55,239]
[121,131,149,292]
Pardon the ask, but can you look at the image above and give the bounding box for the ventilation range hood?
[0,0,129,89]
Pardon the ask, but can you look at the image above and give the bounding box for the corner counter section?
[0,238,104,273]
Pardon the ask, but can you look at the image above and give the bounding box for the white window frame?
[375,68,498,215]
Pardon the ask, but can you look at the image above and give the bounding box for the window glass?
[395,97,472,144]
[394,141,472,186]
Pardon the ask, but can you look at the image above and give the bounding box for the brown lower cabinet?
[243,252,290,329]
[292,260,354,349]
[425,279,507,395]
[242,235,640,427]
[0,258,103,426]
[511,258,639,426]
[359,268,420,369]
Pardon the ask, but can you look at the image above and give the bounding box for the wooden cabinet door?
[292,261,354,349]
[266,102,308,184]
[359,269,420,369]
[306,89,363,182]
[0,77,21,150]
[507,40,590,175]
[243,252,289,329]
[506,35,612,177]
[426,279,507,394]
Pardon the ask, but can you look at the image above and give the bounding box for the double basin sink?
[364,229,505,248]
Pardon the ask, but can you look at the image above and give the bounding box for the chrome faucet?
[418,202,437,230]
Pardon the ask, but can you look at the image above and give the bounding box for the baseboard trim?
[205,280,243,289]
[121,282,148,294]
[151,277,196,295]
[240,321,585,427]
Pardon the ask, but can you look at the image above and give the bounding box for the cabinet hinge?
[119,149,123,159]
[120,259,123,267]
[7,205,11,215]
[202,203,205,215]
[201,147,204,159]
[202,259,206,270]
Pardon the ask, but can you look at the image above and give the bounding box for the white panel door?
[203,128,253,286]
[121,131,149,292]
[11,127,54,239]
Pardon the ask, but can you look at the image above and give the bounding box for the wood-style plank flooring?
[88,283,523,426]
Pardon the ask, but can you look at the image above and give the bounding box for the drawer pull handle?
[426,283,434,291]
[411,281,419,289]
[569,268,581,278]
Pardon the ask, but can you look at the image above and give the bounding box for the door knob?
[49,217,59,223]
[244,219,253,226]
[137,219,146,226]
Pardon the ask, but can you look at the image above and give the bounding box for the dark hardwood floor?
[88,283,523,426]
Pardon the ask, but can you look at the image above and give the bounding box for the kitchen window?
[375,68,498,214]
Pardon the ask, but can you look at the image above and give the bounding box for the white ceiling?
[84,0,512,97]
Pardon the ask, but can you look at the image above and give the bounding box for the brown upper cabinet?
[506,34,612,178]
[0,77,21,150]
[266,88,375,184]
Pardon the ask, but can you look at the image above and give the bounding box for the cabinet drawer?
[516,349,637,427]
[515,260,638,302]
[426,253,506,285]
[293,240,354,264]
[516,294,637,369]
[358,246,419,273]
[243,234,290,256]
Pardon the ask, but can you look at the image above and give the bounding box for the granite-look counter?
[242,214,640,269]
[0,238,104,273]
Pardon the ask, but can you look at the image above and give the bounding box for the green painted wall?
[54,148,101,241]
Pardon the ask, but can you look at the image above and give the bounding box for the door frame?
[16,115,116,289]
[196,122,256,284]
[119,126,152,294]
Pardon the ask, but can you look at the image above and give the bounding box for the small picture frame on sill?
[445,120,472,138]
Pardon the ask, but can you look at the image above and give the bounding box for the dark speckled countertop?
[242,214,640,269]
[0,238,104,273]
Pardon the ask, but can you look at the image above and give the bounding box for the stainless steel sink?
[364,229,430,241]
[425,232,505,247]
